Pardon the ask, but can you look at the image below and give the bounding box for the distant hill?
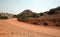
[17,6,60,27]
[0,12,14,19]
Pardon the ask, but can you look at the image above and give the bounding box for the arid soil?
[0,18,60,37]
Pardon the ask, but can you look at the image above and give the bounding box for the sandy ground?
[0,18,60,37]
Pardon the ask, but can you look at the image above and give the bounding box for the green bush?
[47,6,60,15]
[55,24,60,27]
[32,21,38,25]
[13,15,17,18]
[31,13,38,18]
[17,15,28,22]
[55,6,60,10]
[39,13,44,16]
[47,9,55,15]
[0,16,8,19]
[43,22,48,26]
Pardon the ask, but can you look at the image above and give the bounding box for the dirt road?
[0,18,60,37]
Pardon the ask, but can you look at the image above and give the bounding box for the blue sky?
[0,0,60,14]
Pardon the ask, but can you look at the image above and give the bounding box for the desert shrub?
[55,6,60,10]
[55,22,60,27]
[51,18,56,22]
[17,13,23,18]
[17,10,38,18]
[17,15,28,22]
[17,14,28,22]
[32,21,38,25]
[55,24,60,27]
[47,6,60,15]
[31,13,38,18]
[0,16,8,19]
[43,22,48,26]
[47,9,55,15]
[17,10,38,22]
[39,13,44,16]
[13,15,17,18]
[35,15,39,18]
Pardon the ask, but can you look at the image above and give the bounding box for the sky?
[0,0,60,14]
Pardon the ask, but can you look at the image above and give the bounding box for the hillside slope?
[17,6,60,27]
[0,18,60,37]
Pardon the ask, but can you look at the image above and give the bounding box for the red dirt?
[0,18,60,37]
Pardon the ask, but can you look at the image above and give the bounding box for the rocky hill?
[17,6,60,27]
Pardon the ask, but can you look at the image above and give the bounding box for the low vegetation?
[0,13,14,19]
[43,22,48,26]
[0,6,60,27]
[0,16,8,19]
[17,6,60,27]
